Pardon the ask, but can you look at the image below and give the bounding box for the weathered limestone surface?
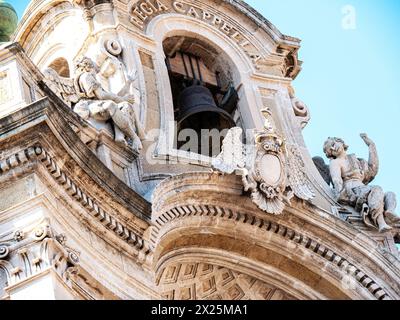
[0,0,398,300]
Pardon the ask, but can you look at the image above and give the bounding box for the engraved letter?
[202,11,212,21]
[130,14,144,28]
[239,40,250,48]
[187,6,200,19]
[212,16,222,26]
[155,0,169,12]
[221,22,232,35]
[133,7,148,21]
[230,31,241,42]
[140,2,154,15]
[173,1,186,13]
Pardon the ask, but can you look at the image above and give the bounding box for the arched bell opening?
[47,57,70,78]
[163,36,241,158]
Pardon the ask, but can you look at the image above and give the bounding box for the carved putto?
[321,134,400,232]
[44,54,146,152]
[212,108,315,215]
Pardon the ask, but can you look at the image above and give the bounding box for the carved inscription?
[128,0,262,64]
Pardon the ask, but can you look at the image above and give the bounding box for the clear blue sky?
[9,0,400,200]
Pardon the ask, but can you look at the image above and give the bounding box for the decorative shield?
[247,129,287,215]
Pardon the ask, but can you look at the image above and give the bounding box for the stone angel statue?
[44,56,146,152]
[212,108,315,215]
[319,134,399,232]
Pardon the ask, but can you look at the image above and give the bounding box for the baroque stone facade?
[0,0,399,300]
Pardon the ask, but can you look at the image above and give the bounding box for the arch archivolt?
[17,2,88,68]
[151,203,394,300]
[36,44,72,75]
[129,0,277,63]
[155,248,323,300]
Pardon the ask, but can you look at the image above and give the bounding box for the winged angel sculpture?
[314,135,400,232]
[44,56,146,152]
[212,108,315,215]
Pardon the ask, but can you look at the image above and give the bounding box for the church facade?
[0,0,399,300]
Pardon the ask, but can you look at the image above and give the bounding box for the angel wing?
[286,145,315,201]
[312,156,332,186]
[212,127,246,174]
[43,68,80,107]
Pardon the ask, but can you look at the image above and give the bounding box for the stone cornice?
[154,205,391,299]
[15,0,301,48]
[0,97,151,219]
[0,98,154,262]
[0,147,154,264]
[0,42,42,79]
[0,146,150,255]
[13,0,302,79]
[226,0,301,45]
[151,172,400,300]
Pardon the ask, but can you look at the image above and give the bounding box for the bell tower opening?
[163,36,240,157]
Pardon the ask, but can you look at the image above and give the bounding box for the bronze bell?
[178,85,236,131]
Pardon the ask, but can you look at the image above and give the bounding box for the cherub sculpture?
[44,56,146,152]
[323,134,399,232]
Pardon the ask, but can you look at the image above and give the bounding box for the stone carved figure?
[212,108,315,215]
[44,56,146,152]
[323,134,399,232]
[73,57,146,151]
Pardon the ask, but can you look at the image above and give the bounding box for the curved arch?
[150,172,400,300]
[155,247,324,300]
[15,1,88,67]
[151,217,375,300]
[146,14,264,161]
[15,1,79,35]
[35,43,74,77]
[147,13,255,75]
[15,0,73,44]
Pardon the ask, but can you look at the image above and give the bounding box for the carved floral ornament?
[212,108,315,215]
[0,219,80,291]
